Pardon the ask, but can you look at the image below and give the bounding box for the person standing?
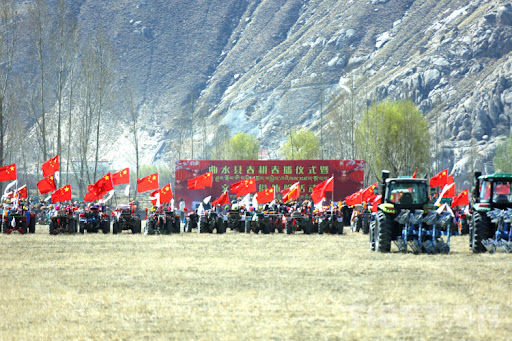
[179,198,186,224]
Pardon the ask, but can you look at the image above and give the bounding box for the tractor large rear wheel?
[375,211,392,253]
[471,211,490,253]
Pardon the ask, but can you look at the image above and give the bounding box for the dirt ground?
[0,225,510,340]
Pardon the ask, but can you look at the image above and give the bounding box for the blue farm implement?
[481,208,512,253]
[393,209,457,254]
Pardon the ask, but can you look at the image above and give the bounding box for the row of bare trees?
[0,0,131,198]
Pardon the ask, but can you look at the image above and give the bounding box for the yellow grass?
[1,225,511,340]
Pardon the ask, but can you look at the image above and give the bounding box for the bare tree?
[0,0,17,175]
[89,29,116,181]
[52,0,78,164]
[28,0,52,161]
[123,80,140,199]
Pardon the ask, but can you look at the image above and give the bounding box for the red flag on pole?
[430,169,448,188]
[37,175,57,195]
[112,168,130,185]
[255,187,276,205]
[42,155,59,177]
[51,184,72,203]
[451,189,469,208]
[212,191,231,207]
[445,175,456,198]
[0,163,17,181]
[7,185,28,199]
[84,190,102,202]
[91,173,114,197]
[311,177,334,205]
[137,173,159,193]
[371,195,382,213]
[361,182,378,202]
[229,177,257,197]
[151,184,173,205]
[345,190,363,206]
[187,172,213,190]
[412,168,417,179]
[281,182,300,203]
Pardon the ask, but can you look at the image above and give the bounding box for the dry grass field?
[1,225,511,340]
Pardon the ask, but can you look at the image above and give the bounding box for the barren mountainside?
[55,0,512,184]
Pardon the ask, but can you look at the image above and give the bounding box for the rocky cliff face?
[69,0,512,180]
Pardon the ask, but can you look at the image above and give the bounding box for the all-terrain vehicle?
[284,211,316,234]
[2,205,36,234]
[318,212,343,234]
[470,172,512,253]
[370,170,456,254]
[198,211,226,234]
[184,212,199,232]
[145,207,180,235]
[78,205,110,233]
[112,204,142,234]
[49,208,77,235]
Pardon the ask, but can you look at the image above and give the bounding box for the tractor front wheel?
[471,211,490,253]
[375,211,392,253]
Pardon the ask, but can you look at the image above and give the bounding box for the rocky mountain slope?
[61,0,512,183]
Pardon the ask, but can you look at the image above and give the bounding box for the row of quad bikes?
[368,170,512,254]
[183,211,344,235]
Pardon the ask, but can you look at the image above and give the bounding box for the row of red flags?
[342,169,470,211]
[186,171,334,206]
[0,157,472,209]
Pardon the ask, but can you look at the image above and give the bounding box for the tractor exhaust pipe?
[473,171,482,200]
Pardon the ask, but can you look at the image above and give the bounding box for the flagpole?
[331,174,334,215]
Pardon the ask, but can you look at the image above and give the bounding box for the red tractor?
[2,205,36,234]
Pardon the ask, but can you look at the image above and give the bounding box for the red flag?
[412,168,417,179]
[37,174,57,195]
[137,173,159,193]
[84,190,102,202]
[0,163,17,181]
[229,177,257,197]
[212,191,231,206]
[17,185,27,199]
[187,172,213,190]
[451,189,469,208]
[51,184,72,203]
[150,184,173,205]
[42,155,59,177]
[160,183,173,203]
[445,175,455,198]
[361,182,378,202]
[7,185,28,199]
[255,187,275,205]
[311,177,334,205]
[430,169,448,188]
[112,168,130,186]
[345,190,363,206]
[371,195,382,213]
[91,173,114,197]
[281,182,300,203]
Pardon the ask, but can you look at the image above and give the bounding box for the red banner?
[175,160,364,210]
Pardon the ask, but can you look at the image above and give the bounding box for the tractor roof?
[478,173,512,181]
[385,178,427,183]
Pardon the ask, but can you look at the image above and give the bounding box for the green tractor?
[370,170,455,253]
[470,172,512,253]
